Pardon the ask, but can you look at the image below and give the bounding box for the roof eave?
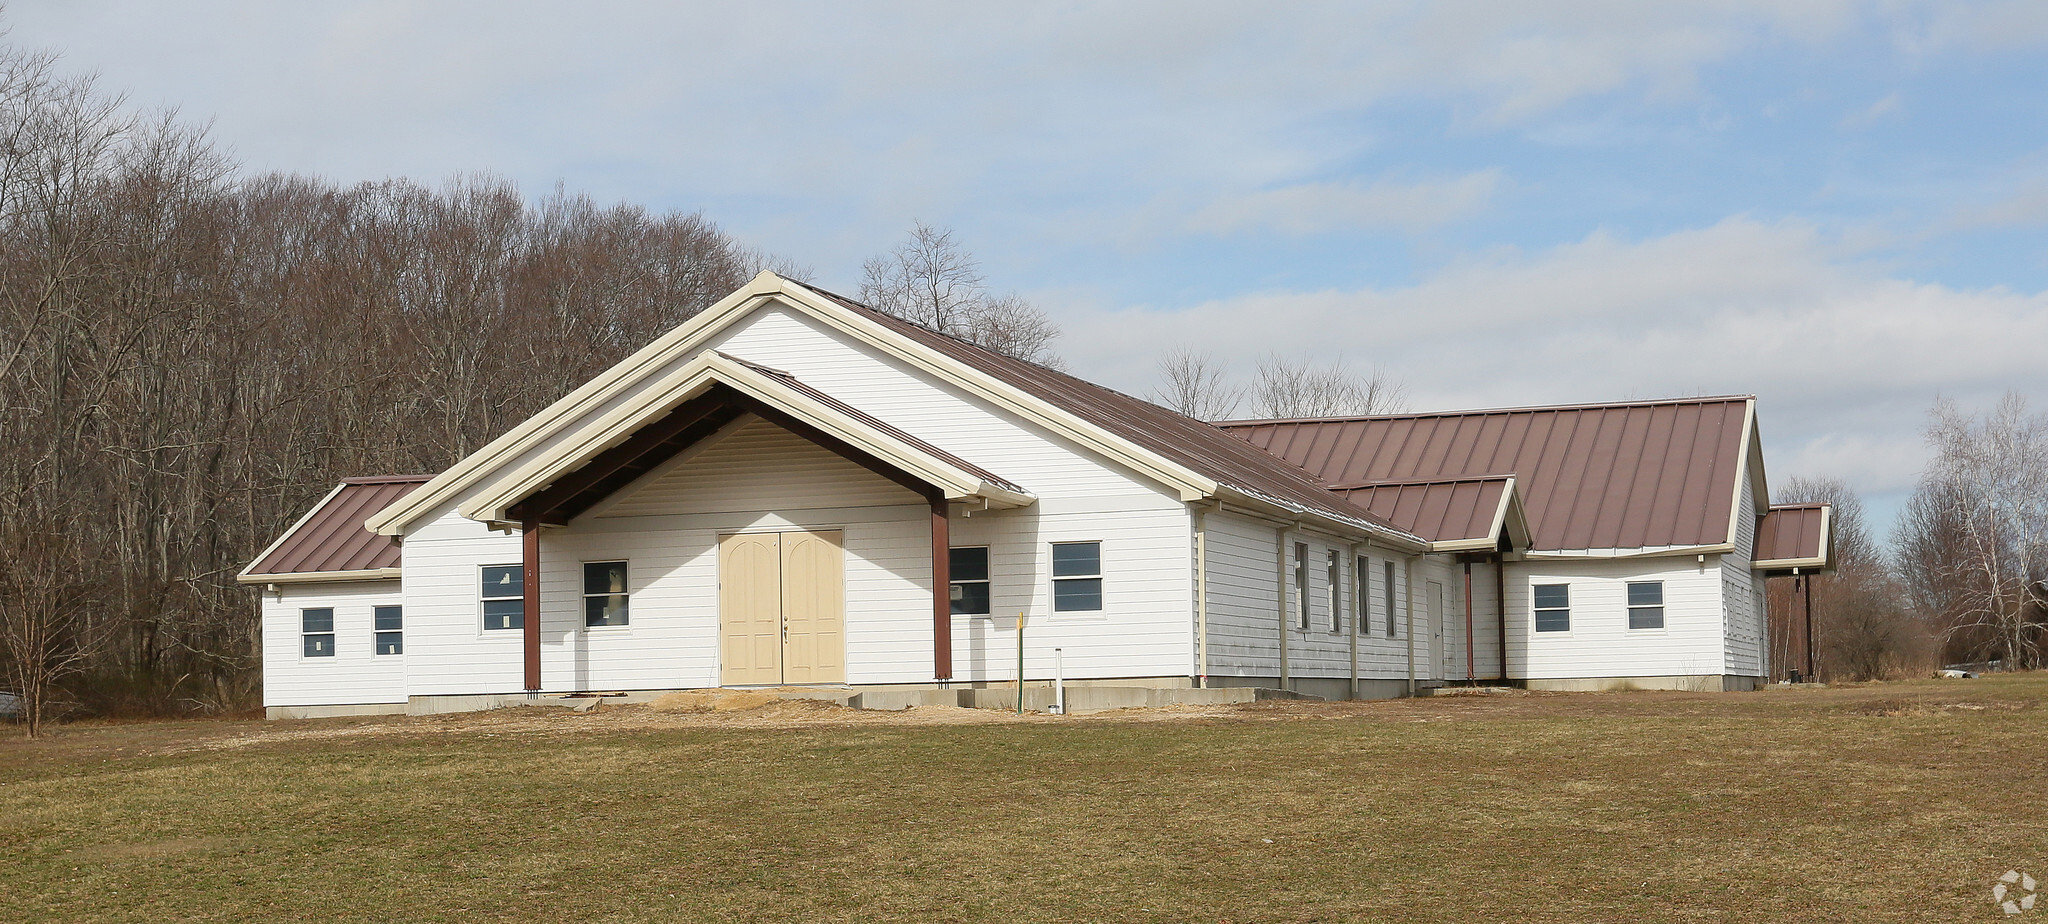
[237,568,402,586]
[1214,484,1428,551]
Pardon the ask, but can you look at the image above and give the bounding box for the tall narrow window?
[950,546,991,615]
[373,605,403,655]
[584,561,629,627]
[1294,542,1309,630]
[1534,583,1571,632]
[1051,542,1102,612]
[481,565,524,631]
[302,608,335,657]
[1627,581,1665,630]
[1326,550,1341,632]
[1384,560,1397,637]
[1355,555,1369,636]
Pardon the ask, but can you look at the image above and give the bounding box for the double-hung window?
[584,561,629,627]
[1627,581,1665,630]
[482,565,524,631]
[1294,542,1309,630]
[374,606,403,655]
[1533,583,1571,632]
[1051,542,1102,612]
[950,546,991,616]
[301,608,335,657]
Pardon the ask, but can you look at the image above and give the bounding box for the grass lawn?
[5,676,2048,923]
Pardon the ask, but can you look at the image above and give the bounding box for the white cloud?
[1185,170,1504,236]
[1055,217,2048,502]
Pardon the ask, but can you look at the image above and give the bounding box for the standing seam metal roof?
[1219,397,1753,551]
[245,476,431,577]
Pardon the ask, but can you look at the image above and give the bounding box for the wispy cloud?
[1185,170,1504,236]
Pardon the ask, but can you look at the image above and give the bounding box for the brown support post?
[930,495,953,681]
[1802,573,1815,681]
[1463,561,1475,682]
[1494,556,1508,682]
[522,517,541,692]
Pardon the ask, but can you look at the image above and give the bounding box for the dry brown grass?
[5,674,2047,922]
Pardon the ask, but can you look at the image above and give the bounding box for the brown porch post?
[1494,556,1508,682]
[1463,561,1475,682]
[523,517,541,691]
[1802,573,1815,681]
[930,495,953,681]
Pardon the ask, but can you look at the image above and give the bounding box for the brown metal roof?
[718,353,1031,495]
[790,281,1410,538]
[1219,397,1754,551]
[1330,476,1514,546]
[246,476,431,577]
[1755,503,1832,569]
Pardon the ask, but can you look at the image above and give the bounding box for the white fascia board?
[236,568,402,585]
[366,273,792,536]
[370,272,1204,534]
[1522,543,1736,561]
[460,352,1032,524]
[1724,398,1762,545]
[239,482,348,579]
[1213,484,1428,552]
[764,282,1218,501]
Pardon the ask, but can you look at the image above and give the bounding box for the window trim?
[1326,549,1341,633]
[373,605,403,656]
[1533,582,1571,633]
[1294,542,1310,631]
[480,563,525,633]
[949,545,992,617]
[1355,555,1369,638]
[1050,541,1103,613]
[1626,580,1666,631]
[301,607,336,659]
[582,560,631,629]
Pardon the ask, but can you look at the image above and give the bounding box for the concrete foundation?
[265,702,408,720]
[1522,674,1763,693]
[1206,675,1423,701]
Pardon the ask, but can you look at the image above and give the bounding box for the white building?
[240,273,1832,717]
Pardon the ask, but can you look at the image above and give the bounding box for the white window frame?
[949,545,992,617]
[1533,582,1571,633]
[301,607,336,659]
[481,564,524,632]
[1326,550,1341,633]
[1627,581,1665,631]
[1384,560,1398,638]
[1294,542,1310,631]
[1050,541,1103,613]
[1355,555,1369,638]
[583,560,630,629]
[373,605,403,656]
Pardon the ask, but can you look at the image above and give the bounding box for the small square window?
[482,565,524,631]
[949,546,991,616]
[373,605,403,655]
[1051,542,1102,612]
[584,561,629,627]
[301,608,335,658]
[1534,583,1570,633]
[1627,581,1665,630]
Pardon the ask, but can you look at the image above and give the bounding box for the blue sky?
[13,1,2048,540]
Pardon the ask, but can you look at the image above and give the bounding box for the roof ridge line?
[1215,393,1758,427]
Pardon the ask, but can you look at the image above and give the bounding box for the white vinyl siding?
[1507,558,1729,681]
[259,580,405,708]
[596,416,922,518]
[1201,511,1419,682]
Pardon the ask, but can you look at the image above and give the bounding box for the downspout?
[1495,556,1508,683]
[1193,510,1207,688]
[1275,525,1290,692]
[1404,555,1418,696]
[1463,561,1475,683]
[1348,543,1360,701]
[521,517,541,693]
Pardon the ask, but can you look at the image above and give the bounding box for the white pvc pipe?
[1054,647,1065,715]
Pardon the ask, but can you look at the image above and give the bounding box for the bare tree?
[858,221,1062,366]
[1250,352,1405,419]
[1894,393,2048,671]
[1151,346,1242,420]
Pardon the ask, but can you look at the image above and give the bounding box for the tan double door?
[719,530,846,686]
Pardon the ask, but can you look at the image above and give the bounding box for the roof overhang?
[457,350,1034,528]
[236,568,402,586]
[1753,503,1835,575]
